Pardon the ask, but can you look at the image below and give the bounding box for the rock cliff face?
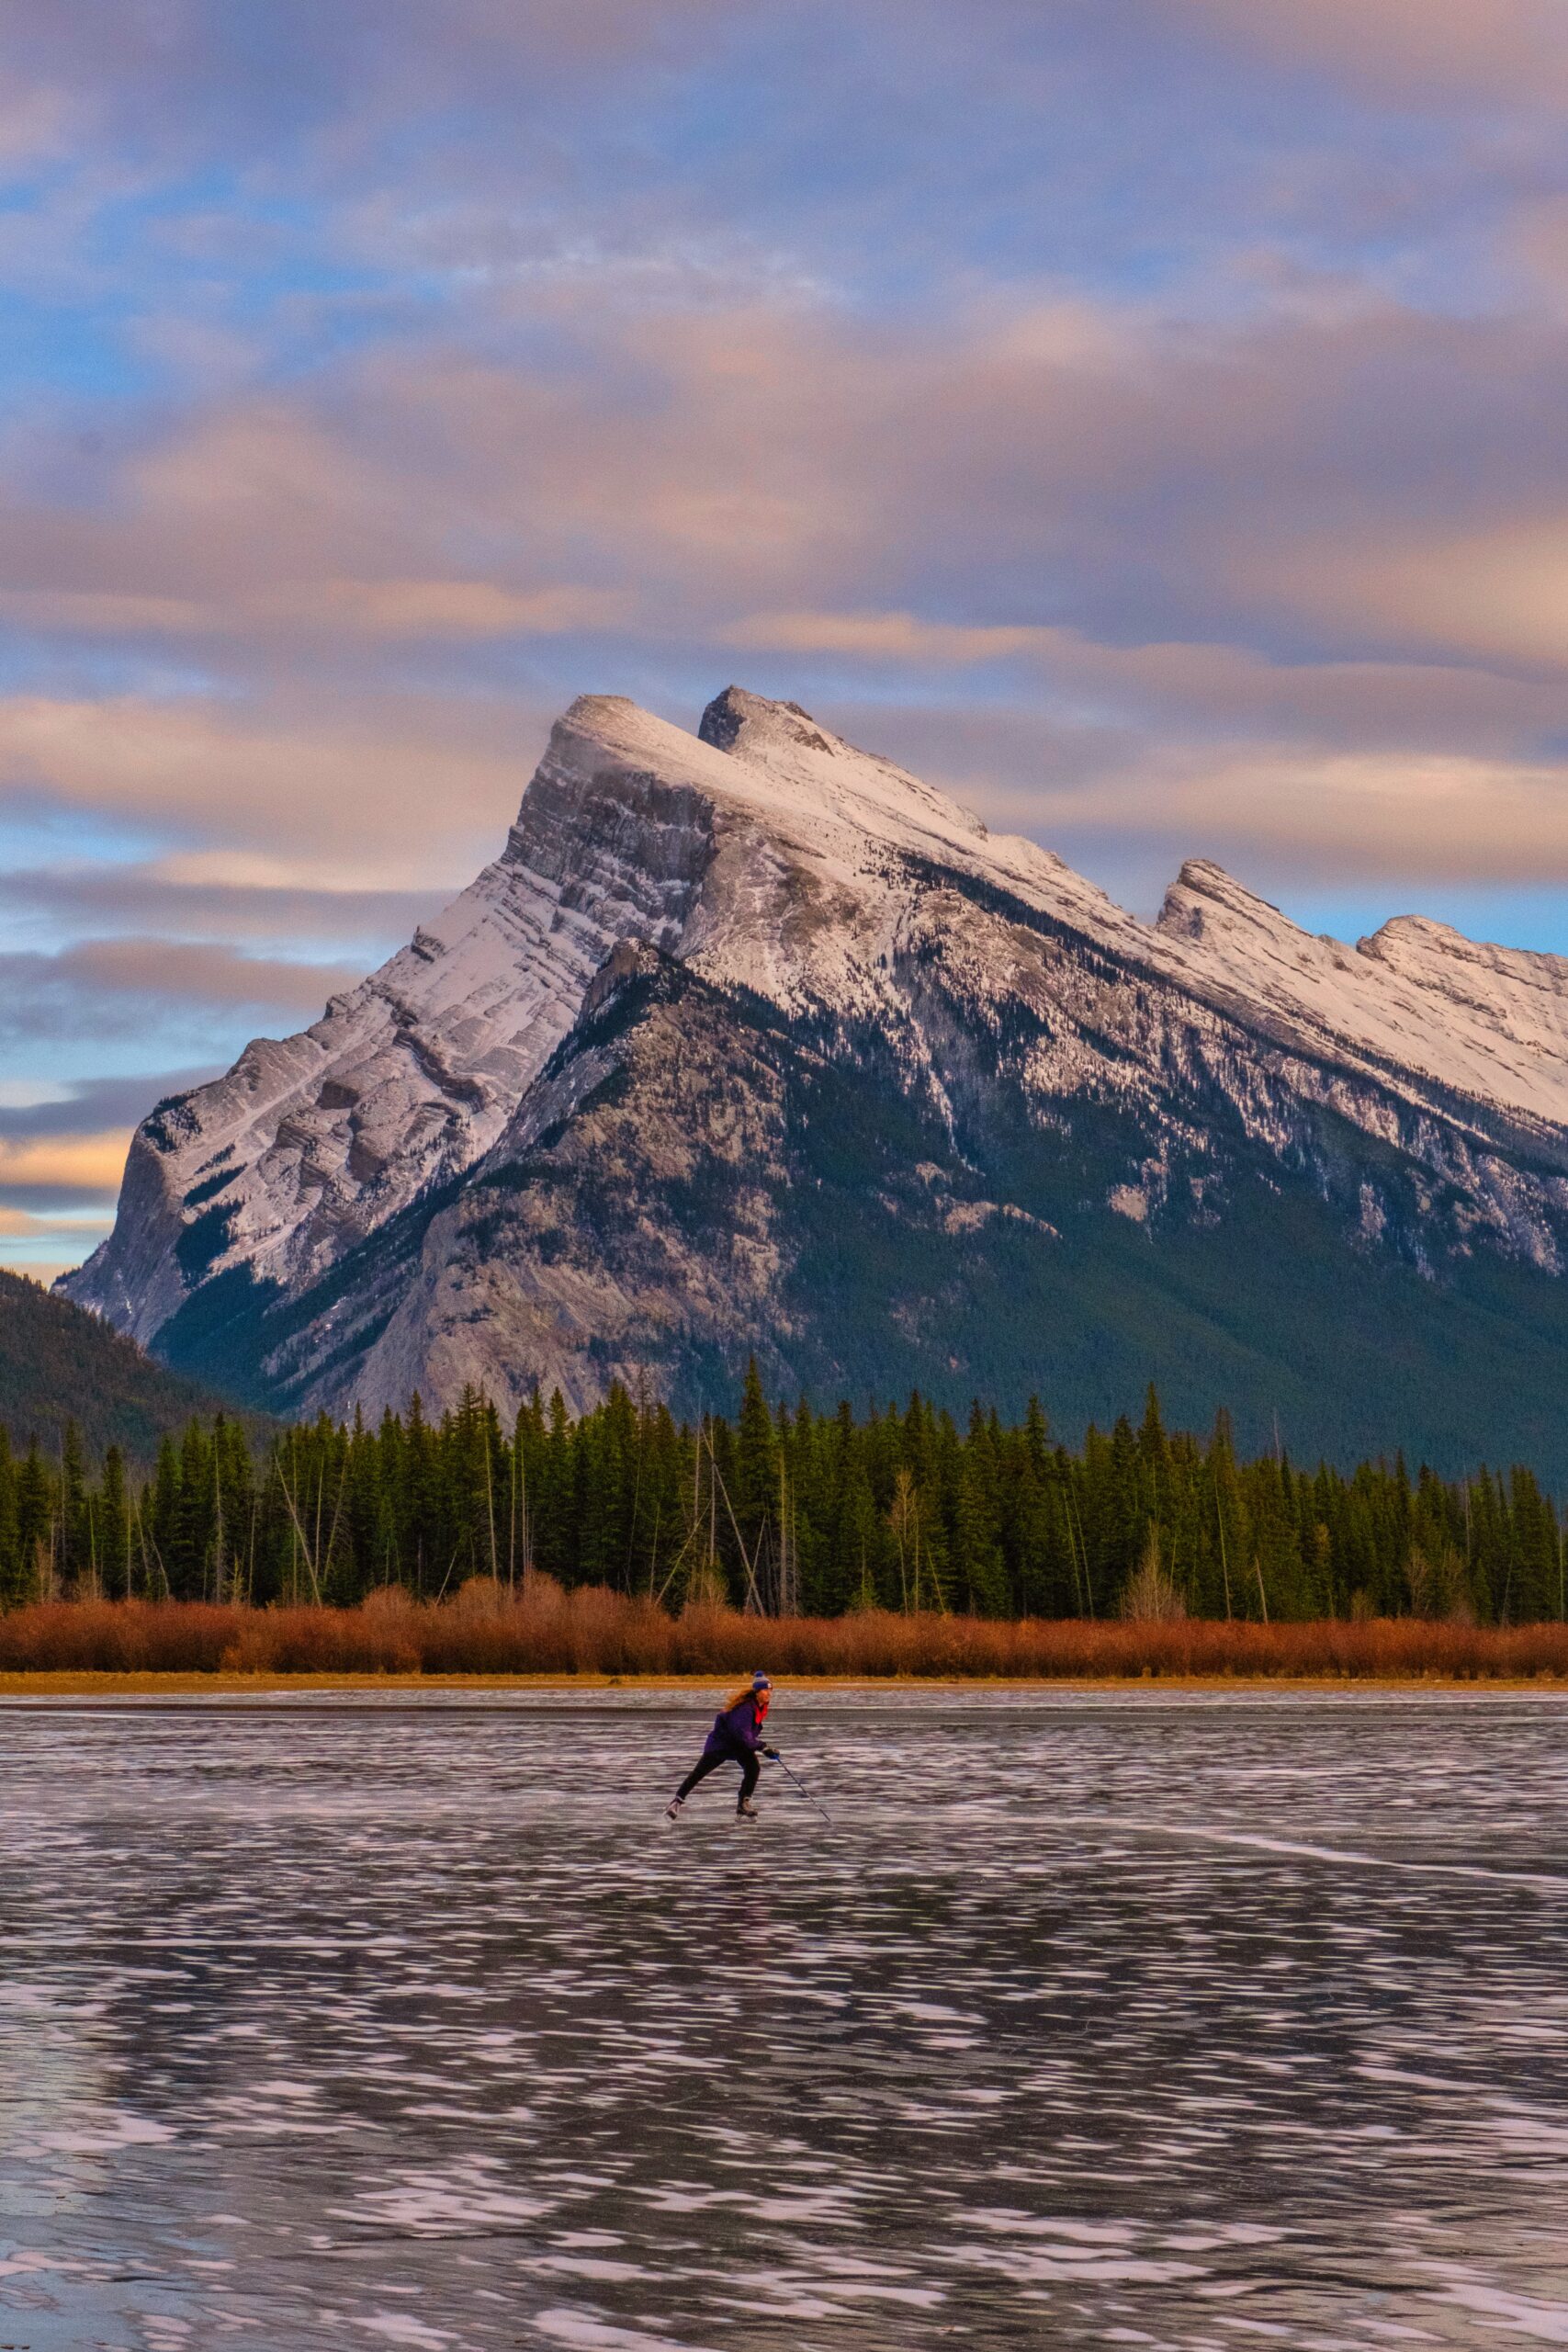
[62,687,1568,1469]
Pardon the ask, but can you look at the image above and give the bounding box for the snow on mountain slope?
[62,681,1172,1350]
[585,687,1568,1140]
[62,700,723,1341]
[566,686,1146,1015]
[60,684,1568,1441]
[1156,860,1568,1136]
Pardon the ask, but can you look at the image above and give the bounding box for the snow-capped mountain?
[62,688,1568,1469]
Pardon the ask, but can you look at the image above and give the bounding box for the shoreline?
[4,1668,1568,1697]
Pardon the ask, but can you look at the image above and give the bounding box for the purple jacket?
[703,1692,770,1758]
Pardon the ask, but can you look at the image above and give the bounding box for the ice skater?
[666,1672,777,1822]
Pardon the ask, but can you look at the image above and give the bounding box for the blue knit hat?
[751,1671,773,1691]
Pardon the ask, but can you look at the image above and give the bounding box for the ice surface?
[3,1690,1568,2349]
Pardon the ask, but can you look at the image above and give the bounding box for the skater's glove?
[763,1747,780,1760]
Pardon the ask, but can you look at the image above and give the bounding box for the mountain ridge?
[60,685,1568,1470]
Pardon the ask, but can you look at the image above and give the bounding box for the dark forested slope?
[0,1270,254,1461]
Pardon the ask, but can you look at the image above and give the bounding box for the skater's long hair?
[723,1682,767,1714]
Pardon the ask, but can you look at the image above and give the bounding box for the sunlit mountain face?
[62,689,1568,1476]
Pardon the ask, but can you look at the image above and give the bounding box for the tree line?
[1,1369,1563,1622]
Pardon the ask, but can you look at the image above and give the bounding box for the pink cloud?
[6,172,1568,910]
[0,1131,130,1192]
[0,691,545,883]
[50,938,365,1011]
[1178,0,1568,105]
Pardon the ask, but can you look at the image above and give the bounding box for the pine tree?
[1506,1466,1559,1623]
[0,1427,17,1604]
[100,1446,131,1601]
[953,1403,1008,1614]
[59,1420,88,1594]
[732,1359,778,1593]
[13,1444,51,1604]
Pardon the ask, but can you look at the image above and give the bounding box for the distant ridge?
[0,1269,260,1462]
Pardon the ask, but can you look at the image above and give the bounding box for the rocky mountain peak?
[1156,858,1294,945]
[696,684,992,849]
[58,683,1568,1466]
[1147,854,1568,1127]
[1359,910,1568,990]
[1354,912,1568,1067]
[698,684,834,760]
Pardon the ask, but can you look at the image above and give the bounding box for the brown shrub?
[218,1601,422,1676]
[0,1600,243,1672]
[414,1577,679,1673]
[4,1593,1568,1678]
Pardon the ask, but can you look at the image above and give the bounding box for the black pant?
[676,1746,760,1807]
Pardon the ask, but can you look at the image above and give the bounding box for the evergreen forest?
[3,1367,1564,1624]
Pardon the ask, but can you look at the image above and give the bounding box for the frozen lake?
[3,1689,1568,2350]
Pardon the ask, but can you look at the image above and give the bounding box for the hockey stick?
[768,1749,832,1826]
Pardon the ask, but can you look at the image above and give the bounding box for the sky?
[5,0,1568,1280]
